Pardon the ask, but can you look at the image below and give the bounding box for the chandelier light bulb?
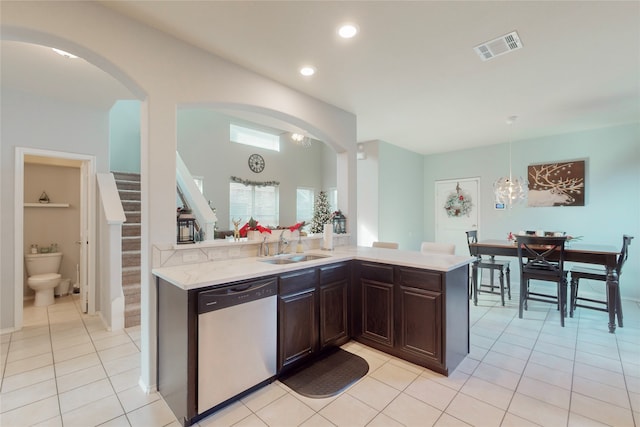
[493,114,527,208]
[290,132,311,148]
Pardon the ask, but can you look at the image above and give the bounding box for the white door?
[79,161,89,313]
[14,147,95,329]
[435,178,480,256]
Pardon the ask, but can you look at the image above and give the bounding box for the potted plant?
[239,217,272,240]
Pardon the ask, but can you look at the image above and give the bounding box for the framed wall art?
[527,160,585,207]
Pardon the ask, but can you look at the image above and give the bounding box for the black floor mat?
[280,348,369,398]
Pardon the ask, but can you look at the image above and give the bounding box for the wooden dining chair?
[465,230,511,306]
[517,235,568,326]
[420,241,455,254]
[372,241,399,249]
[570,235,633,326]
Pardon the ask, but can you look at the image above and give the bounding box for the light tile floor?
[2,290,639,427]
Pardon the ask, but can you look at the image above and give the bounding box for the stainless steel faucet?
[260,235,269,257]
[277,230,289,255]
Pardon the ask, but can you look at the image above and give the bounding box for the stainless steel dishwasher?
[197,277,277,413]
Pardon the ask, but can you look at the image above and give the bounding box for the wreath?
[444,183,473,217]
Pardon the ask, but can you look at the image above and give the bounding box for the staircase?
[113,172,141,328]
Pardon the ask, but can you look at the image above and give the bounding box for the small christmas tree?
[310,190,332,233]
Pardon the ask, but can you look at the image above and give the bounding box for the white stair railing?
[96,173,126,331]
[176,151,217,241]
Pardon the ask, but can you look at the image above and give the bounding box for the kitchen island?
[153,246,472,426]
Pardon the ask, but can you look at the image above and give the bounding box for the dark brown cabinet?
[352,261,468,375]
[357,263,395,348]
[278,262,351,373]
[278,268,319,371]
[319,263,350,349]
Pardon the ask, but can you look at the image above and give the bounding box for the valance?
[230,176,280,187]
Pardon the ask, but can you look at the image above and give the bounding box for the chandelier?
[493,116,527,208]
[291,133,311,148]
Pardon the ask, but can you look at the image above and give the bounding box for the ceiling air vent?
[474,31,523,61]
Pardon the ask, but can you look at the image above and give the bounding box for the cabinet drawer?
[319,263,348,285]
[279,268,318,295]
[398,268,442,292]
[360,262,394,284]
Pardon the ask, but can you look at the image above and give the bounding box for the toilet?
[24,252,63,307]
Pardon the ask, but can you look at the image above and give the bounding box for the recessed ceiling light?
[300,66,316,77]
[52,48,78,59]
[338,24,358,39]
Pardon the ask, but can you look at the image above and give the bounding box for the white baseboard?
[1,326,17,335]
[138,377,157,394]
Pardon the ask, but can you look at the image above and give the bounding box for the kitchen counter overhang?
[153,245,474,290]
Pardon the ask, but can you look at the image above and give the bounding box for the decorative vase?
[247,230,261,241]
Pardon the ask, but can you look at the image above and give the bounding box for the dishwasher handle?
[198,278,277,313]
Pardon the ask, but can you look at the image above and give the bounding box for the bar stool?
[372,241,399,249]
[420,241,455,254]
[465,230,511,306]
[570,235,633,326]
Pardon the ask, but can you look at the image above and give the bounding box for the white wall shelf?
[24,203,70,208]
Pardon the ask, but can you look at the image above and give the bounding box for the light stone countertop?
[152,246,474,291]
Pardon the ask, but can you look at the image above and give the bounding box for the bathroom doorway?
[14,147,96,330]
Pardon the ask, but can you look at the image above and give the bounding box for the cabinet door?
[361,279,394,348]
[278,289,318,371]
[397,285,442,364]
[319,279,348,349]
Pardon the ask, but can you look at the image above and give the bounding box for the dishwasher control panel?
[198,277,277,313]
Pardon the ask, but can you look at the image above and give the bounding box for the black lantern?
[177,211,196,244]
[332,211,346,234]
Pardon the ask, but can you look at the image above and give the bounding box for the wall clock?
[248,153,265,173]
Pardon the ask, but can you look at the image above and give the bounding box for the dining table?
[468,239,621,333]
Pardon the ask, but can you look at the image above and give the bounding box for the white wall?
[356,141,379,247]
[356,140,425,250]
[423,123,640,300]
[378,141,425,250]
[109,100,141,173]
[1,2,357,393]
[1,88,109,328]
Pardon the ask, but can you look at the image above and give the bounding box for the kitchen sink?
[286,254,329,262]
[260,254,330,264]
[260,258,297,265]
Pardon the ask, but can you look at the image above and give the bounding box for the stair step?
[122,268,141,286]
[124,302,141,328]
[124,211,141,224]
[122,282,140,294]
[122,237,141,252]
[118,190,141,201]
[125,292,141,306]
[122,252,140,268]
[123,224,141,237]
[115,180,140,192]
[121,200,141,212]
[112,172,141,182]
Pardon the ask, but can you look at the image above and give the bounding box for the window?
[229,182,279,227]
[296,188,314,223]
[327,188,338,213]
[230,123,280,152]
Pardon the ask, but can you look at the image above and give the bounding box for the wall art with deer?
[527,160,586,207]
